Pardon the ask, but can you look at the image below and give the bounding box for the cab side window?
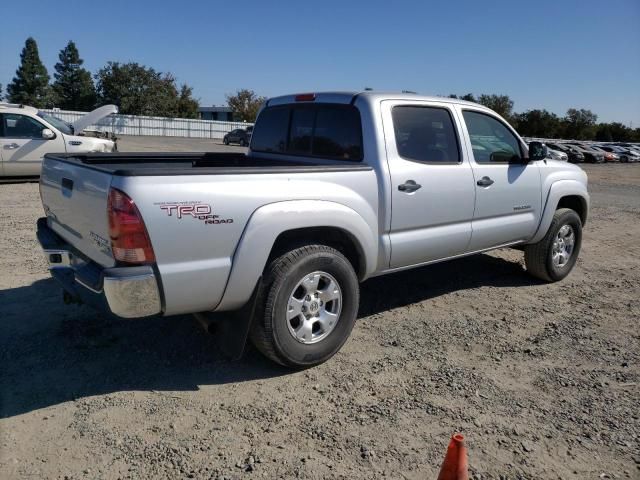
[1,113,46,139]
[462,110,522,163]
[392,106,460,163]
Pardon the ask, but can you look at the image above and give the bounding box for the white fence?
[40,108,252,140]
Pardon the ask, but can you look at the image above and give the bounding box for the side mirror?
[42,128,55,140]
[528,141,547,161]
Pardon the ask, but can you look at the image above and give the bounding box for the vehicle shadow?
[0,252,537,418]
[358,251,538,317]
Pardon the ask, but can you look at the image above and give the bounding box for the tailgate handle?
[61,178,74,191]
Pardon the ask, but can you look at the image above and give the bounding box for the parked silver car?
[546,146,568,161]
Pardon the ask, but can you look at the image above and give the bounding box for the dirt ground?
[1,154,639,479]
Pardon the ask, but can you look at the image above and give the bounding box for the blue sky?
[1,0,639,125]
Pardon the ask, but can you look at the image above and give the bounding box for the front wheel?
[524,208,582,282]
[250,245,359,368]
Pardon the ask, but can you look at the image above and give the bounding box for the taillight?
[107,188,155,264]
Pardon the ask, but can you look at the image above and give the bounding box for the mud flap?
[194,278,262,361]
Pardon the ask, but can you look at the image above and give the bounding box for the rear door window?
[251,104,363,161]
[391,106,460,163]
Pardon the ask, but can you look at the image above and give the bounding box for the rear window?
[249,107,289,153]
[251,104,363,161]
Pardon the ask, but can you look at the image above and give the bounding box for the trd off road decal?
[155,201,233,225]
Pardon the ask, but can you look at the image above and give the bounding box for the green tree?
[594,122,635,142]
[478,94,514,122]
[7,37,52,107]
[460,93,477,102]
[515,109,562,138]
[95,62,195,117]
[562,108,598,140]
[0,83,3,101]
[52,41,96,111]
[176,84,199,118]
[225,89,266,122]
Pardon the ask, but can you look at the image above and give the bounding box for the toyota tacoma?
[37,91,589,367]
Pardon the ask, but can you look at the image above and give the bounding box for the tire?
[240,138,247,147]
[524,208,582,282]
[223,137,229,145]
[250,245,359,368]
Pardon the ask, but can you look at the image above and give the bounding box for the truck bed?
[44,152,372,176]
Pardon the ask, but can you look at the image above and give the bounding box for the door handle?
[398,180,422,193]
[4,143,20,150]
[476,176,494,187]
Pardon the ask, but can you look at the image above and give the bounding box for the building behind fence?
[40,108,253,140]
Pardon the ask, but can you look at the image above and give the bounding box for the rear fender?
[215,200,377,312]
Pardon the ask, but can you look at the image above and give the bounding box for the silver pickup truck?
[37,91,589,368]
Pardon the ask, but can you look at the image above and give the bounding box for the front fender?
[215,200,378,312]
[528,180,589,244]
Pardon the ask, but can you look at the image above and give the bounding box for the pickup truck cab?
[37,91,589,367]
[0,103,117,178]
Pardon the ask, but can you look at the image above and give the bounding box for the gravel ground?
[0,148,639,479]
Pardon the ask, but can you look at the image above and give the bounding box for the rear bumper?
[37,217,162,318]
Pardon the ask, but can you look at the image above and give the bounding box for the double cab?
[37,91,589,367]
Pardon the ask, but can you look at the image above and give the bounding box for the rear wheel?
[223,137,229,145]
[524,208,582,282]
[250,245,359,368]
[240,138,247,147]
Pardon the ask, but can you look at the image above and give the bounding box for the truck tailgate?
[40,156,115,268]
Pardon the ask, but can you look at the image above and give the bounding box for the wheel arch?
[528,180,589,244]
[214,200,377,312]
[268,226,365,279]
[557,195,588,226]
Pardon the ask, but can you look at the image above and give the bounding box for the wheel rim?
[286,271,342,344]
[552,224,575,268]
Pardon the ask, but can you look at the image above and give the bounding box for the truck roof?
[265,91,484,109]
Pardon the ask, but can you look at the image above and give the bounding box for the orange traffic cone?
[437,433,469,480]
